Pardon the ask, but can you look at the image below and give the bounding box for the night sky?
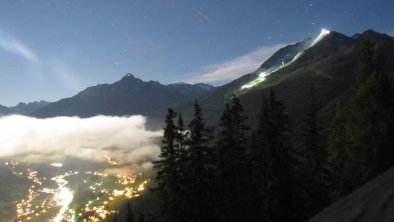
[0,0,393,106]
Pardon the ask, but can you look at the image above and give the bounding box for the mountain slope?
[171,30,394,127]
[32,74,214,118]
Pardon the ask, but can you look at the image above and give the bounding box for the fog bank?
[0,115,162,173]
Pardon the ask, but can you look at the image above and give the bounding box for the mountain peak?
[258,30,350,72]
[352,29,393,41]
[118,73,145,85]
[313,30,353,46]
[32,72,214,118]
[194,83,215,90]
[16,102,27,106]
[171,82,188,86]
[122,73,136,79]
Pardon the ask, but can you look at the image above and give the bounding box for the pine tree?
[297,82,329,218]
[326,102,359,199]
[185,101,215,222]
[214,103,232,220]
[327,40,394,199]
[348,39,393,175]
[250,94,270,221]
[113,213,118,222]
[301,83,321,159]
[252,88,295,222]
[153,108,181,221]
[176,113,187,159]
[174,113,190,221]
[230,95,250,153]
[138,213,146,222]
[126,202,134,222]
[215,95,250,221]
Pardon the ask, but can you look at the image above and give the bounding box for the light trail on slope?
[240,29,330,90]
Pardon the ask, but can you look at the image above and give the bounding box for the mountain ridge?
[8,100,50,115]
[168,29,394,127]
[31,73,215,118]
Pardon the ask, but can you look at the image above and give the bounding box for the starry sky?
[0,0,393,106]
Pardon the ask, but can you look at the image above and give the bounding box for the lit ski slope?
[240,29,330,90]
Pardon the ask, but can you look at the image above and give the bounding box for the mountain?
[9,100,50,115]
[32,74,214,118]
[170,29,394,127]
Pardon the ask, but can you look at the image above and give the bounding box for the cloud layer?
[0,115,162,173]
[180,43,289,84]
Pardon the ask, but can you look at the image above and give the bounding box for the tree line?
[153,40,394,222]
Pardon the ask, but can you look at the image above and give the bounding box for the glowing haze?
[0,115,162,173]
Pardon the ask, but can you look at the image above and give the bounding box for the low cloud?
[179,43,289,84]
[0,115,162,173]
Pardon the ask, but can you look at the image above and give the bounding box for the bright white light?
[51,163,63,167]
[241,70,268,89]
[312,28,330,46]
[321,28,330,35]
[55,187,73,205]
[53,187,73,222]
[113,189,124,196]
[52,177,74,222]
[241,85,251,89]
